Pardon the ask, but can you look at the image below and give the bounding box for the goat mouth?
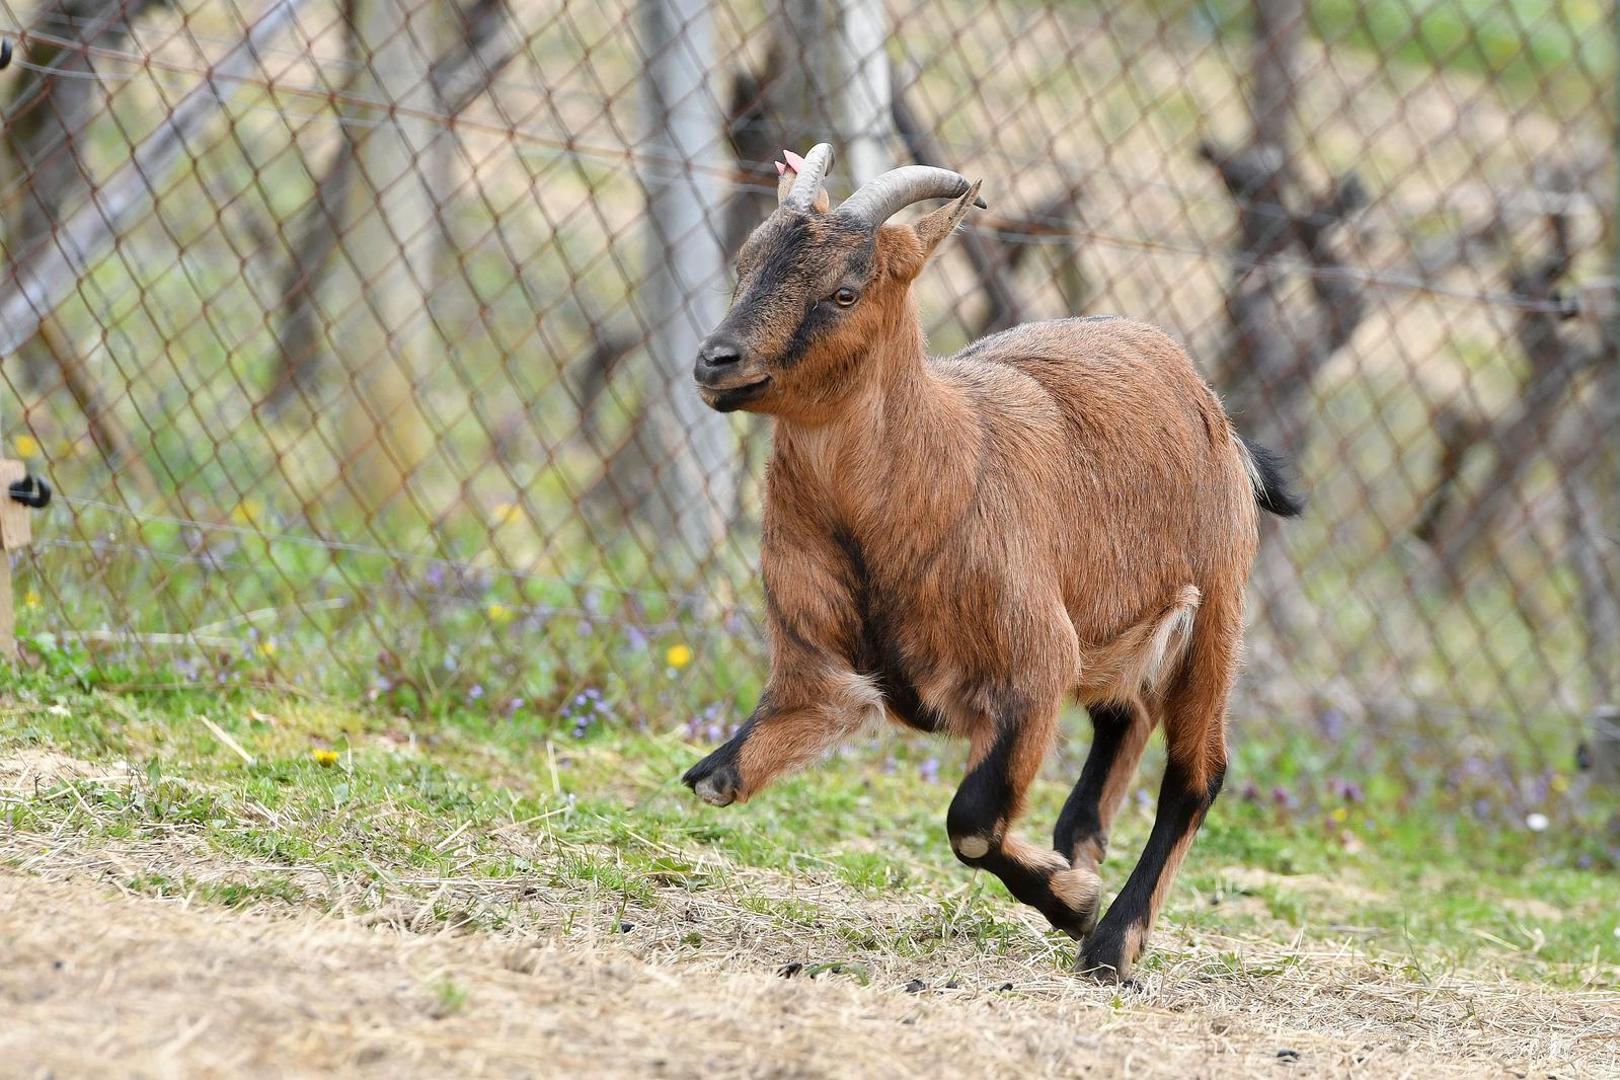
[701,376,772,412]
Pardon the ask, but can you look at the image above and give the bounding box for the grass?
[2,678,1616,990]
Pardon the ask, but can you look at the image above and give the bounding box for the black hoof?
[681,750,741,806]
[1076,928,1135,984]
[1050,903,1099,942]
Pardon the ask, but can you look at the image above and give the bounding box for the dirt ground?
[4,862,1618,1079]
[3,746,1619,1078]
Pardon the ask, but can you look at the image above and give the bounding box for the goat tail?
[1235,434,1305,518]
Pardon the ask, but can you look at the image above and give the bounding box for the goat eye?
[834,287,859,307]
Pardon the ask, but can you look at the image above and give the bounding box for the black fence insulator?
[0,39,12,70]
[9,474,51,509]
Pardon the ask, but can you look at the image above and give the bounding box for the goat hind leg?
[1053,698,1156,872]
[1078,640,1233,982]
[1051,698,1156,936]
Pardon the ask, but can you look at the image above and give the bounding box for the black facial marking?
[725,218,873,370]
[779,300,837,369]
[708,377,772,412]
[1053,701,1136,858]
[776,238,873,368]
[830,529,943,733]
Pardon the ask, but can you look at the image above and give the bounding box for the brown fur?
[684,168,1278,980]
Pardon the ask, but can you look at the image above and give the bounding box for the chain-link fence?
[1,0,1616,819]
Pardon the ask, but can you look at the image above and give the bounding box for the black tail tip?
[1240,435,1305,518]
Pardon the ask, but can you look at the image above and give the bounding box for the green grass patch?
[2,681,1617,987]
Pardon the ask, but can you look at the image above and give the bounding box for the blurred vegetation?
[1158,0,1614,108]
[1,0,1614,825]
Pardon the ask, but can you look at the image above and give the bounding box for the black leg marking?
[945,705,1019,847]
[1079,760,1224,981]
[971,846,1092,938]
[946,696,1096,939]
[1053,702,1136,863]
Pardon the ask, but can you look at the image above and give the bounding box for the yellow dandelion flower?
[1329,806,1349,824]
[23,589,41,609]
[1550,773,1570,794]
[492,502,520,526]
[256,639,277,658]
[666,643,693,669]
[14,434,39,458]
[487,602,514,626]
[312,748,339,767]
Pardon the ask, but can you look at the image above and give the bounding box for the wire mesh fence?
[0,0,1616,823]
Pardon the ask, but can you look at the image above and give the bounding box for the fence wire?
[0,0,1616,822]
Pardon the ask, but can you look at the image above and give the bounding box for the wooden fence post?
[0,458,33,663]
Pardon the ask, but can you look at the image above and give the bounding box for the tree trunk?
[632,0,738,575]
[780,0,891,185]
[1206,0,1362,678]
[1567,358,1620,806]
[264,0,360,415]
[331,0,454,510]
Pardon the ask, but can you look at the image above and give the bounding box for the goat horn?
[782,143,835,213]
[837,165,989,228]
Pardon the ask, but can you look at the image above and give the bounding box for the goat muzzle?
[694,337,772,411]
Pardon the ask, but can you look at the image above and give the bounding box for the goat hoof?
[1076,928,1136,984]
[681,753,741,807]
[1053,905,1100,942]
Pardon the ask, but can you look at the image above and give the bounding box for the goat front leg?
[947,690,1101,939]
[683,667,882,806]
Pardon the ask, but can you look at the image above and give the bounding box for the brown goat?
[681,144,1302,982]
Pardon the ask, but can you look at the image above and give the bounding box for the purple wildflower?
[1317,708,1347,742]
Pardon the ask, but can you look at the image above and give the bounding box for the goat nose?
[698,339,742,369]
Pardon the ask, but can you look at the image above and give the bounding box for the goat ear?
[909,179,983,265]
[776,151,831,213]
